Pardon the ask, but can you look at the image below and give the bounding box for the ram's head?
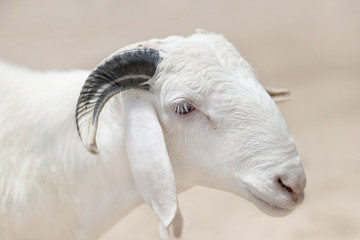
[76,31,306,238]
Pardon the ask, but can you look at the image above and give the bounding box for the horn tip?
[85,141,100,155]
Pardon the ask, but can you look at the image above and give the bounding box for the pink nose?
[277,174,306,202]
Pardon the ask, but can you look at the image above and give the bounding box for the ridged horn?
[76,48,162,155]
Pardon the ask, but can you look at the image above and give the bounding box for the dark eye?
[173,102,195,115]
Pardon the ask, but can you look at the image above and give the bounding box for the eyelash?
[173,102,195,115]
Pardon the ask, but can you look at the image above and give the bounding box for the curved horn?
[76,48,162,154]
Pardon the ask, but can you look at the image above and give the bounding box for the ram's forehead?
[169,33,252,72]
[157,33,257,92]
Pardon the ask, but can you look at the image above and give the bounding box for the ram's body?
[0,32,306,240]
[0,62,139,239]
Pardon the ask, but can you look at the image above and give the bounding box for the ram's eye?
[173,102,195,115]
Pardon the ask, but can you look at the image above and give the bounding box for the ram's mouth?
[247,189,294,216]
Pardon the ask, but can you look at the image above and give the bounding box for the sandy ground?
[1,0,359,239]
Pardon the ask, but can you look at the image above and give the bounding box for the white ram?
[0,31,306,240]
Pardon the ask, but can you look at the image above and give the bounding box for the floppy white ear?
[264,86,292,102]
[123,95,179,237]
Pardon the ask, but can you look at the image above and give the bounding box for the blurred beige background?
[1,0,359,239]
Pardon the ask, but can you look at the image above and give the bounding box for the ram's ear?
[124,96,179,239]
[264,86,292,103]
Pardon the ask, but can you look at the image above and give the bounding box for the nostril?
[278,178,294,194]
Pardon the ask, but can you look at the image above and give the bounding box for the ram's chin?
[255,201,293,217]
[250,194,294,217]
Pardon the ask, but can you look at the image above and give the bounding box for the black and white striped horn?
[76,48,162,154]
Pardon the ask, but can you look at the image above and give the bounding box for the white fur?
[0,32,306,240]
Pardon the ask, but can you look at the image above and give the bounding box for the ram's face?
[156,35,306,216]
[75,30,306,234]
